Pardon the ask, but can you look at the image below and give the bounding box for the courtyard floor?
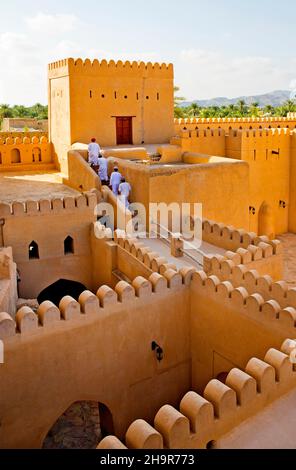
[0,171,80,203]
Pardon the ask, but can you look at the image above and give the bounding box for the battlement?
[174,116,296,136]
[191,270,296,334]
[178,129,225,138]
[0,131,47,140]
[0,267,191,341]
[240,128,291,138]
[98,338,296,449]
[202,218,279,251]
[177,128,291,140]
[0,135,48,145]
[0,135,52,168]
[210,261,296,312]
[48,58,174,79]
[112,228,195,283]
[0,191,97,217]
[175,116,296,125]
[205,241,280,273]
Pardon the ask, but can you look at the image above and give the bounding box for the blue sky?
[1,0,296,104]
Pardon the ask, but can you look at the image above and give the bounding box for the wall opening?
[64,236,74,255]
[37,279,87,306]
[157,92,159,100]
[0,152,2,164]
[206,440,217,449]
[89,90,92,98]
[11,148,21,164]
[29,241,39,260]
[42,400,114,449]
[32,147,41,162]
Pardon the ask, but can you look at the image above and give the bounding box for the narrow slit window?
[136,92,139,100]
[254,150,256,161]
[114,91,117,99]
[157,92,159,100]
[64,236,74,255]
[90,90,92,98]
[29,241,39,260]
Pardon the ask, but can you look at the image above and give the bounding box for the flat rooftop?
[0,171,80,203]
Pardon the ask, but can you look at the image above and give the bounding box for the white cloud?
[178,48,295,99]
[25,12,79,34]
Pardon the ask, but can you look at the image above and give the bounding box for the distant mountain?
[180,90,291,108]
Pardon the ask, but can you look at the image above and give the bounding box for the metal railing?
[151,221,204,268]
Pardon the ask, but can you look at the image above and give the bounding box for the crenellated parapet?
[0,191,97,217]
[202,218,281,252]
[174,116,296,137]
[0,267,193,341]
[0,135,52,168]
[209,261,296,313]
[191,270,296,333]
[113,228,196,284]
[97,338,296,449]
[48,58,174,79]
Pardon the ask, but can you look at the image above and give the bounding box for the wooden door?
[116,117,133,145]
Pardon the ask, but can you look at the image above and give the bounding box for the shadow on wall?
[42,401,114,449]
[258,201,275,240]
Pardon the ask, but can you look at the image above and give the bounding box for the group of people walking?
[88,138,131,208]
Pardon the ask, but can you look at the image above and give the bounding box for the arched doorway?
[11,148,21,163]
[258,202,275,239]
[37,278,87,306]
[42,400,114,449]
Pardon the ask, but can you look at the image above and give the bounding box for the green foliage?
[174,95,296,119]
[0,103,48,125]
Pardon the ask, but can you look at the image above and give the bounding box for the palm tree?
[249,102,260,117]
[189,103,201,117]
[237,99,247,116]
[264,104,274,115]
[283,99,296,113]
[0,104,13,118]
